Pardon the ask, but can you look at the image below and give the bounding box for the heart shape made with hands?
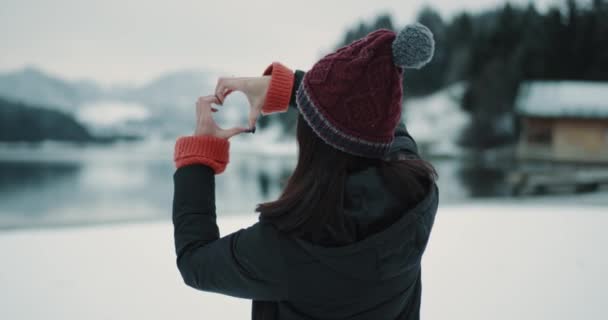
[209,90,255,133]
[214,76,271,131]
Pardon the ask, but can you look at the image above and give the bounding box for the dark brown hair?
[256,115,437,239]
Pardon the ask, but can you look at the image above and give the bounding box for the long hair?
[256,115,437,239]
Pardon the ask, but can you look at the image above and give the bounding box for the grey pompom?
[392,23,435,69]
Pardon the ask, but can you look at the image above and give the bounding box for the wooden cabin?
[515,81,608,164]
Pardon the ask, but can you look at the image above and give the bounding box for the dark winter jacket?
[172,70,439,319]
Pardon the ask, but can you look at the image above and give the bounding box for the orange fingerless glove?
[261,62,295,115]
[174,135,229,174]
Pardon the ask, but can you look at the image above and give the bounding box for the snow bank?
[404,83,469,157]
[0,204,606,320]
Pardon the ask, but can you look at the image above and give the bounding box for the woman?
[173,23,439,320]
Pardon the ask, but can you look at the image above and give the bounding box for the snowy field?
[1,203,606,320]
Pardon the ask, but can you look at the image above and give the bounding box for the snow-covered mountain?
[115,69,219,109]
[0,67,101,111]
[0,66,220,111]
[0,67,246,138]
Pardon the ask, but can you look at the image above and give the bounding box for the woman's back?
[253,178,438,319]
[250,124,439,319]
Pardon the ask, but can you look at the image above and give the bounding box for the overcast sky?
[0,0,554,85]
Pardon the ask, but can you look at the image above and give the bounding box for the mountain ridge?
[0,66,247,139]
[0,66,221,111]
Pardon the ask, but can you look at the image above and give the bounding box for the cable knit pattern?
[295,24,434,158]
[261,62,294,115]
[297,82,391,158]
[301,29,402,153]
[174,135,230,174]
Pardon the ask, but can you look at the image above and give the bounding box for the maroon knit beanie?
[296,23,435,158]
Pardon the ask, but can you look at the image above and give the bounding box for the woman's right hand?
[214,76,271,130]
[194,95,249,139]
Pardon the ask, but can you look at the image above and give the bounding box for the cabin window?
[526,119,553,145]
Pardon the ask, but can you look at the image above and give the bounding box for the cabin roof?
[516,81,608,119]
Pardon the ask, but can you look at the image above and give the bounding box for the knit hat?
[296,23,435,158]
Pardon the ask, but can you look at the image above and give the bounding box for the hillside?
[0,67,234,138]
[0,67,101,111]
[0,97,93,143]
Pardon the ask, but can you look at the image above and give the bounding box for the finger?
[214,78,229,105]
[218,88,234,104]
[195,100,201,121]
[197,95,217,118]
[248,108,258,129]
[199,95,218,103]
[215,78,241,104]
[211,107,218,113]
[214,80,225,105]
[218,126,250,139]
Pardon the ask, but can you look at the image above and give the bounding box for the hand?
[194,95,249,139]
[214,76,271,129]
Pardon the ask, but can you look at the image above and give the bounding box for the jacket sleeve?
[173,165,288,300]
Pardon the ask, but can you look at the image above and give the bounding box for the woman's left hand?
[194,95,249,139]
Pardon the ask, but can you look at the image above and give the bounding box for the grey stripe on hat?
[296,80,392,158]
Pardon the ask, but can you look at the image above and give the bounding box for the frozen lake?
[3,139,606,230]
[0,204,606,320]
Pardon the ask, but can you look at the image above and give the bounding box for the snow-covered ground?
[0,204,606,320]
[404,83,469,157]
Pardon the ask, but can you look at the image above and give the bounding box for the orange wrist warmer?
[261,62,295,115]
[174,135,230,174]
